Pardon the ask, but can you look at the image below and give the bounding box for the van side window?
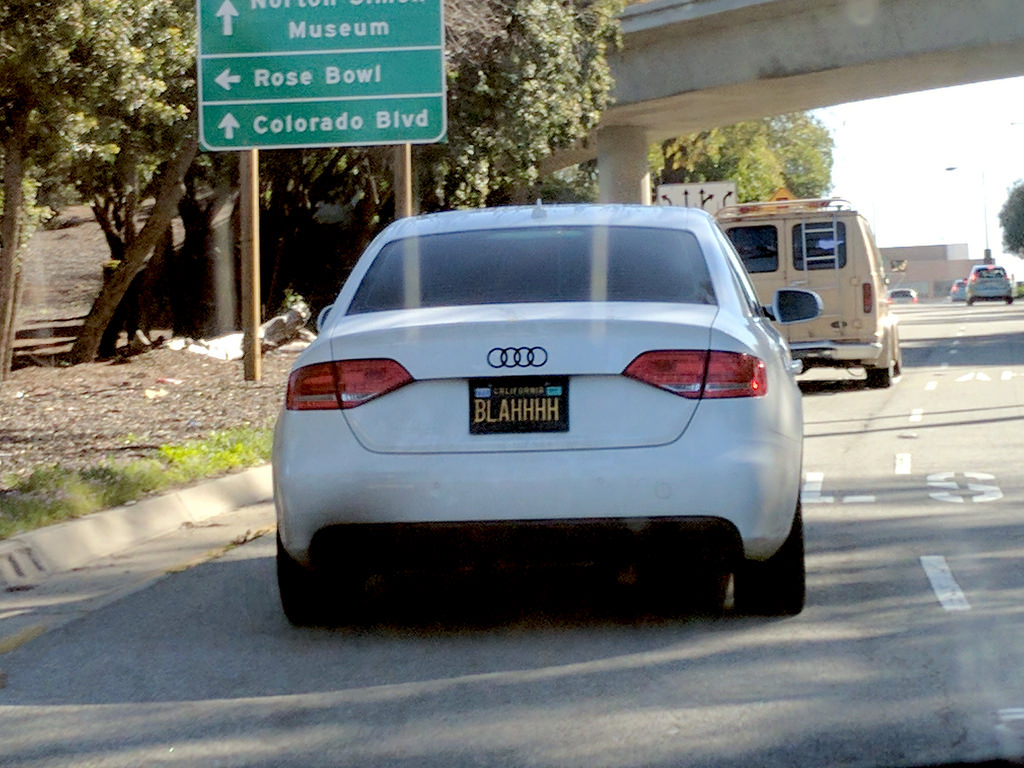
[793,221,847,270]
[725,225,778,273]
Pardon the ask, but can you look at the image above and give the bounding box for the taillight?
[624,350,767,399]
[286,359,413,410]
[624,350,707,398]
[703,352,767,398]
[863,283,873,314]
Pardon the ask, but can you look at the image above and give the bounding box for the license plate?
[469,376,569,434]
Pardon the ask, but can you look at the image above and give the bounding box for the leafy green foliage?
[999,181,1024,256]
[0,427,272,540]
[424,0,624,207]
[652,113,834,202]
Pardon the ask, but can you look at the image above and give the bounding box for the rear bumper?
[308,517,743,577]
[790,340,882,365]
[273,402,802,565]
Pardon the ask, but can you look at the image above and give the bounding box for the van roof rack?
[715,197,855,220]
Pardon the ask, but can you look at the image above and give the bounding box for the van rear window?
[793,221,847,270]
[725,225,778,273]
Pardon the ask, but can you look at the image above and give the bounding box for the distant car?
[966,265,1013,305]
[887,288,918,304]
[273,204,822,624]
[949,280,967,302]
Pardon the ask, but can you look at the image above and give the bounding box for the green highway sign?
[196,0,446,150]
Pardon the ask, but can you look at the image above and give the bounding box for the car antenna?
[532,198,547,219]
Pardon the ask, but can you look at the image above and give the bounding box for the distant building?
[880,244,978,298]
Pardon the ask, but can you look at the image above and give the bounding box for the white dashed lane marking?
[894,453,912,475]
[920,555,971,611]
[909,409,923,423]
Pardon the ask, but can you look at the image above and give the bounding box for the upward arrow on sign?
[216,0,238,35]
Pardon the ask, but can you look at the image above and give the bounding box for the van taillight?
[624,350,767,399]
[286,359,413,410]
[863,283,873,314]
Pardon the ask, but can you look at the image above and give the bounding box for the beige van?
[716,198,902,388]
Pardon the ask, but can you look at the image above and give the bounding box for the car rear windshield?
[347,225,716,314]
[975,268,1007,278]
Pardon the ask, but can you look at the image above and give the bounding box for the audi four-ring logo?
[487,346,548,368]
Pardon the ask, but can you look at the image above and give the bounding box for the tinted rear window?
[975,267,1007,279]
[725,225,778,273]
[347,226,715,314]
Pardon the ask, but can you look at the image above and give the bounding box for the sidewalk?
[0,465,273,590]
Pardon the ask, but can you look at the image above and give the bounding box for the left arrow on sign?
[216,68,242,90]
[219,113,241,139]
[216,0,239,36]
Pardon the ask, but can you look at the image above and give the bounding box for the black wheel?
[734,505,805,616]
[865,361,893,389]
[967,297,975,306]
[277,533,327,626]
[1007,297,1014,305]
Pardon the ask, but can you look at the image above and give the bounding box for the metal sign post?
[239,148,261,382]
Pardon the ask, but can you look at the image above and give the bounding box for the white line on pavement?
[920,555,971,611]
[909,409,923,423]
[925,381,938,391]
[895,453,912,475]
[802,472,833,504]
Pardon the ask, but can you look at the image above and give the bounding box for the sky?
[812,75,1024,275]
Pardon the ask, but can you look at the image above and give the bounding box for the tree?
[999,181,1024,256]
[0,0,92,378]
[63,0,197,361]
[423,0,624,207]
[652,112,834,202]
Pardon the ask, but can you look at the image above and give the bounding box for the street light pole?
[945,166,993,263]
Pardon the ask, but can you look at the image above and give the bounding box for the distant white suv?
[965,264,1013,305]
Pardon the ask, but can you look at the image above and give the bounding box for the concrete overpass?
[579,0,1024,202]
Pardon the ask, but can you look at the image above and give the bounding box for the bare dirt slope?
[1,208,295,489]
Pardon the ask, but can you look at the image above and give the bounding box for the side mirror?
[316,304,333,333]
[767,288,822,325]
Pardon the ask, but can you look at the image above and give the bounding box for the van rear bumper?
[790,340,882,364]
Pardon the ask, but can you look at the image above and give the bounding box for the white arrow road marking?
[215,68,242,91]
[977,372,991,381]
[217,0,239,35]
[956,372,975,382]
[218,113,240,139]
[920,555,971,611]
[802,472,874,503]
[927,472,1002,503]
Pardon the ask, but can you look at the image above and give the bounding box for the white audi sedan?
[273,203,821,624]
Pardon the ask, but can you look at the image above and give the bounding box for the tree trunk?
[0,109,29,380]
[69,137,198,364]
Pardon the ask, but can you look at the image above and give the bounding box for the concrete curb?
[0,464,273,590]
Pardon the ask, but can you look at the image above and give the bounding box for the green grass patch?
[0,426,273,540]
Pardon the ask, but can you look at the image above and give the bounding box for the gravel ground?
[0,207,298,489]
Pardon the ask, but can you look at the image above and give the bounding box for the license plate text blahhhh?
[473,396,560,425]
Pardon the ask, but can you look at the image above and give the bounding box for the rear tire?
[865,361,893,388]
[734,505,805,616]
[277,534,326,626]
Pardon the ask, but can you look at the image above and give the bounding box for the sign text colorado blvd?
[196,0,446,150]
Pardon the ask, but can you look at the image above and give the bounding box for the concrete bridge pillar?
[597,126,651,204]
